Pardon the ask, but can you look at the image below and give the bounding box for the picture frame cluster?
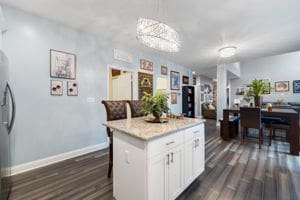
[50,49,78,96]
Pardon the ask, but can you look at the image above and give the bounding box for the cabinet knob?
[166,141,175,146]
[166,154,170,165]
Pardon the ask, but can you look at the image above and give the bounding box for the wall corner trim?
[11,142,109,176]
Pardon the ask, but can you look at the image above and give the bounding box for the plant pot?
[152,111,162,123]
[254,96,262,108]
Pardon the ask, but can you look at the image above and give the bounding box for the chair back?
[101,100,127,121]
[240,107,261,129]
[127,100,145,118]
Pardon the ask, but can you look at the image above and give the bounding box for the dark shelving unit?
[182,86,195,118]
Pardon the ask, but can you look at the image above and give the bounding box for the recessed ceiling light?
[192,71,196,74]
[218,46,237,58]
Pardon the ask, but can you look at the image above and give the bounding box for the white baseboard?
[11,142,109,176]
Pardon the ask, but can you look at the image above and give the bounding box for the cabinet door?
[193,136,205,177]
[148,154,168,200]
[168,145,184,200]
[184,139,195,186]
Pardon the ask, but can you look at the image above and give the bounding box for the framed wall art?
[140,59,153,71]
[263,82,271,94]
[67,81,78,96]
[138,72,153,99]
[50,49,76,79]
[275,81,289,92]
[50,80,63,96]
[293,80,300,93]
[161,66,168,75]
[182,76,189,84]
[171,92,177,104]
[170,71,180,90]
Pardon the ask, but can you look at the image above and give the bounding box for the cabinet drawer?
[184,124,204,141]
[147,131,184,158]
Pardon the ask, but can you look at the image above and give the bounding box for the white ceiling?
[2,0,300,72]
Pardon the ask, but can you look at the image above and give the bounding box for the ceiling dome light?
[137,17,180,52]
[218,46,237,58]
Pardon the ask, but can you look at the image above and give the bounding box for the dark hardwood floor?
[9,120,300,200]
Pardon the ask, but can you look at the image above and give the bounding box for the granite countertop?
[102,117,205,141]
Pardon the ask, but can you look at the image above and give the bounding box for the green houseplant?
[141,92,169,123]
[247,79,267,107]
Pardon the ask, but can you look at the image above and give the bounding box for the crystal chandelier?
[136,17,180,52]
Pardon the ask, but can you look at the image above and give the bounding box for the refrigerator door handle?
[2,82,16,134]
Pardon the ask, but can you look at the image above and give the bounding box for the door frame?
[106,64,136,100]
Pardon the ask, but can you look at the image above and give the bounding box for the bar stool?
[102,100,127,178]
[127,100,145,118]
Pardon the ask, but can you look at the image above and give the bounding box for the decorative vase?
[254,96,262,108]
[152,111,162,123]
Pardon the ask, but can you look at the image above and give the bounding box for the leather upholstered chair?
[127,100,145,118]
[101,100,127,178]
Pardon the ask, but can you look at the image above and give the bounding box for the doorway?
[108,68,133,100]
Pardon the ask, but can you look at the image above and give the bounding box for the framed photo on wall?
[170,71,180,90]
[161,66,168,75]
[275,81,289,92]
[263,82,271,94]
[171,92,177,104]
[67,81,78,96]
[50,80,63,96]
[50,49,76,79]
[182,76,189,84]
[140,59,153,71]
[293,80,300,93]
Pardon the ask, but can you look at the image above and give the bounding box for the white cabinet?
[113,123,205,200]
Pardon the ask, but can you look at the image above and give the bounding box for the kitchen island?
[103,117,205,200]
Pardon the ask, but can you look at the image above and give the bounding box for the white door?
[148,154,168,200]
[184,139,194,186]
[193,136,205,177]
[168,145,184,200]
[112,72,132,100]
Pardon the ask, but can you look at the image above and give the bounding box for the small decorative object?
[182,76,189,84]
[50,80,63,96]
[267,103,273,112]
[50,49,76,79]
[233,98,241,107]
[171,92,177,104]
[275,81,289,92]
[262,82,271,94]
[141,92,169,123]
[161,66,168,75]
[293,80,300,93]
[138,72,153,99]
[170,71,180,90]
[140,59,153,71]
[276,99,284,104]
[247,79,267,107]
[67,81,78,96]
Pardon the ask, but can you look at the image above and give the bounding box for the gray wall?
[2,5,192,166]
[231,51,300,104]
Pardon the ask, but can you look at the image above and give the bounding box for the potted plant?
[243,90,253,106]
[141,92,169,123]
[247,79,267,107]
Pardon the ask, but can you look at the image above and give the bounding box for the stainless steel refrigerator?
[0,50,16,200]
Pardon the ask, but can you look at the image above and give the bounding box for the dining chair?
[101,100,127,178]
[262,116,290,144]
[240,107,271,148]
[127,100,145,118]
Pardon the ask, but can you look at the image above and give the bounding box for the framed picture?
[203,84,212,94]
[140,59,153,71]
[170,71,180,90]
[263,82,271,94]
[67,81,78,96]
[182,76,189,84]
[50,80,63,96]
[236,87,245,95]
[171,92,177,104]
[275,81,289,92]
[138,72,153,99]
[161,66,168,75]
[50,49,76,79]
[293,80,300,93]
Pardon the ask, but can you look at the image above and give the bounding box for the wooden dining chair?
[127,100,145,118]
[240,107,270,149]
[101,100,127,178]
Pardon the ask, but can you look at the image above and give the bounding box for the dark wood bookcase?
[182,86,195,118]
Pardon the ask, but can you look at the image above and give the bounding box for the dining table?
[221,107,299,156]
